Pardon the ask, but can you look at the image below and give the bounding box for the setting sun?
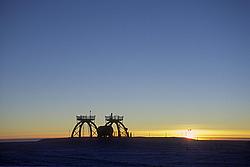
[185,129,195,139]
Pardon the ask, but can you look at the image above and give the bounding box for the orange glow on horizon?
[129,129,250,140]
[1,129,250,140]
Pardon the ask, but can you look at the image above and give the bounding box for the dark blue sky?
[0,0,250,138]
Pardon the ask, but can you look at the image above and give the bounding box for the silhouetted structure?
[105,113,129,137]
[71,114,98,138]
[71,112,129,138]
[97,125,113,137]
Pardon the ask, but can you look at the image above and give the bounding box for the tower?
[71,112,98,138]
[105,113,129,137]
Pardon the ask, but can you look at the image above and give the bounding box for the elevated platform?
[105,114,123,122]
[76,115,95,121]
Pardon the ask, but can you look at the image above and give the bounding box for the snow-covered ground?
[0,137,249,166]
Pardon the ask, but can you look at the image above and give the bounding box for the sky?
[0,0,250,139]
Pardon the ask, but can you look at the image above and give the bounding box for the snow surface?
[0,137,249,166]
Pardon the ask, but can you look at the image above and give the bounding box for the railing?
[105,115,123,121]
[76,115,95,121]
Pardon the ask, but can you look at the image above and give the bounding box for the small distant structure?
[105,113,129,137]
[186,128,193,139]
[71,111,98,138]
[71,112,129,138]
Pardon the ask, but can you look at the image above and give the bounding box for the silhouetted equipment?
[105,113,129,137]
[71,114,98,138]
[97,125,113,137]
[71,112,129,138]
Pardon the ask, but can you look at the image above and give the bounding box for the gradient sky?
[0,0,250,139]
